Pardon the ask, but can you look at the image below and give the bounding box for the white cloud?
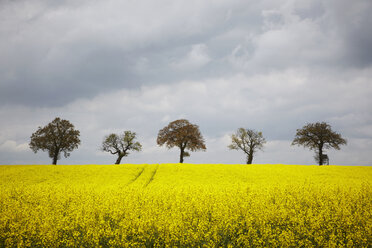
[0,140,29,153]
[171,44,211,70]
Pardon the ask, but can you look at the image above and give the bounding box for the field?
[0,164,371,247]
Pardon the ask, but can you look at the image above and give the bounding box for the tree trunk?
[179,148,184,163]
[247,153,253,164]
[52,154,58,165]
[115,155,123,164]
[52,148,59,165]
[246,147,254,164]
[318,147,323,166]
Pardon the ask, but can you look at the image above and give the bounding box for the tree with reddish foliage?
[157,119,206,163]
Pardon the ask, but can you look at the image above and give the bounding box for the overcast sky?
[1,0,371,165]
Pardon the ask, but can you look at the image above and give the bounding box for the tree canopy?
[228,128,266,164]
[157,119,206,163]
[101,131,142,164]
[292,122,347,165]
[29,117,81,165]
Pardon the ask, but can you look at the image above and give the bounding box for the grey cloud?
[0,0,270,106]
[322,0,372,67]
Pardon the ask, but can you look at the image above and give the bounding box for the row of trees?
[29,118,347,165]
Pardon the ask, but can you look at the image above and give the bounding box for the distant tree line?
[29,117,347,165]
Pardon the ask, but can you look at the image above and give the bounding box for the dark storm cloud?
[321,0,372,67]
[0,0,244,106]
[0,49,137,106]
[1,0,371,106]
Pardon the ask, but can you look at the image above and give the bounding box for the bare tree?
[228,128,266,164]
[101,131,142,164]
[29,117,81,165]
[157,119,206,163]
[292,122,347,165]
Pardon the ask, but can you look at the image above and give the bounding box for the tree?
[157,119,206,163]
[29,117,81,165]
[291,122,347,165]
[101,131,142,164]
[228,128,266,164]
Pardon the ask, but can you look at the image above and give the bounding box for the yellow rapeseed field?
[0,164,371,247]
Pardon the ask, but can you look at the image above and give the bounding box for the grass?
[0,164,371,247]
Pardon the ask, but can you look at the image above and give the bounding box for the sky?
[1,0,372,165]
